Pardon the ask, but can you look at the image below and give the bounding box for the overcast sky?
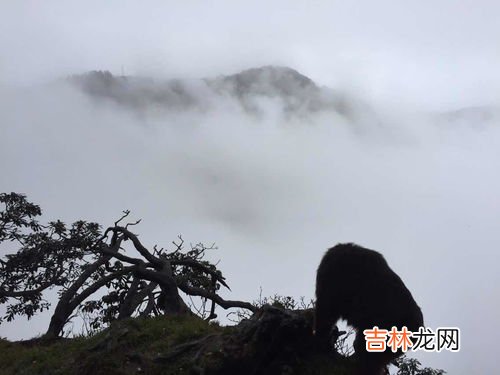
[1,1,500,373]
[2,0,500,109]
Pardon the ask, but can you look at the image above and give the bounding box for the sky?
[1,1,500,373]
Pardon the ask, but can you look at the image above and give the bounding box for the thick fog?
[2,1,500,374]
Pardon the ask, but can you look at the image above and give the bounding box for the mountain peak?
[229,65,314,84]
[213,66,317,97]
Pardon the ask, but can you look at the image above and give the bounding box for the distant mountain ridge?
[67,66,373,122]
[435,105,500,128]
[67,66,500,127]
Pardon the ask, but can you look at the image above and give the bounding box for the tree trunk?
[45,296,73,338]
[134,266,188,315]
[118,280,158,320]
[44,263,135,338]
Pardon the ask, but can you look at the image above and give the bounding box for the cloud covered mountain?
[67,66,376,124]
[69,66,500,131]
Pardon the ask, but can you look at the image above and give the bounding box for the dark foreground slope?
[0,307,353,375]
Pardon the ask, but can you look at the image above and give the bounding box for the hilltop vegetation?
[0,309,354,375]
[0,193,444,374]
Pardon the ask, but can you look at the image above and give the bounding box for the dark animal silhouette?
[314,243,423,375]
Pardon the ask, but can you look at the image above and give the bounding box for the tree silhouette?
[0,193,255,338]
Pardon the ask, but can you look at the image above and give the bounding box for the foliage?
[0,193,255,337]
[228,288,313,322]
[0,193,101,323]
[394,355,446,375]
[0,310,351,375]
[0,315,223,375]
